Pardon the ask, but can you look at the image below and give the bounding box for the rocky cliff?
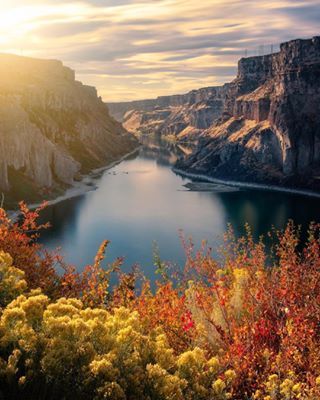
[176,36,320,191]
[108,86,229,141]
[0,54,137,206]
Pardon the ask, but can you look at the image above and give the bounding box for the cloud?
[0,0,319,101]
[276,3,320,24]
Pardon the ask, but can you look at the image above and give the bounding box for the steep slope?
[176,37,320,191]
[108,86,229,141]
[0,54,137,206]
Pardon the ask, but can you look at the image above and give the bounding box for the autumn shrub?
[128,224,320,398]
[177,223,320,398]
[0,251,27,308]
[0,203,61,298]
[0,204,120,304]
[0,204,319,399]
[0,260,234,400]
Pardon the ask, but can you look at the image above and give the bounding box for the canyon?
[108,86,229,142]
[109,36,320,192]
[1,36,319,207]
[0,54,137,207]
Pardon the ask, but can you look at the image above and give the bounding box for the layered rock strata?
[0,54,137,205]
[176,37,320,191]
[108,86,229,141]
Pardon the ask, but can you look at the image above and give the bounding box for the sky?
[0,0,319,102]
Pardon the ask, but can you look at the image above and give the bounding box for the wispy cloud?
[0,0,319,101]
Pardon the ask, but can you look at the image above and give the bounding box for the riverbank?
[34,138,320,278]
[173,168,320,199]
[7,147,140,217]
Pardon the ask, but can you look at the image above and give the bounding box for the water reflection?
[39,138,320,284]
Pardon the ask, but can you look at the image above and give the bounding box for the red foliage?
[1,202,319,398]
[0,204,122,304]
[0,202,62,297]
[134,282,194,352]
[182,222,320,394]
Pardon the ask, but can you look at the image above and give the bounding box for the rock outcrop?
[108,86,229,141]
[0,54,137,205]
[176,36,320,191]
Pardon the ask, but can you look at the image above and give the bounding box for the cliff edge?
[0,54,137,207]
[176,37,320,191]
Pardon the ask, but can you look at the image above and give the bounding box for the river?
[39,138,320,283]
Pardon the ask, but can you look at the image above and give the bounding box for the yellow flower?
[207,357,220,374]
[225,369,236,382]
[18,376,26,386]
[280,378,294,398]
[0,251,27,307]
[147,363,186,400]
[233,268,249,282]
[268,374,279,382]
[155,334,175,370]
[292,383,301,393]
[212,378,226,394]
[253,389,262,399]
[177,347,206,379]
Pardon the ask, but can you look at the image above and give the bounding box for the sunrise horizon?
[1,0,319,101]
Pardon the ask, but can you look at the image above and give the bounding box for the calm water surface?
[39,140,320,282]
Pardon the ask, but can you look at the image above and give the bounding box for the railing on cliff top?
[242,35,318,58]
[243,43,281,58]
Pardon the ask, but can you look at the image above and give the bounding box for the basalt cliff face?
[176,37,320,191]
[108,86,229,141]
[0,54,137,206]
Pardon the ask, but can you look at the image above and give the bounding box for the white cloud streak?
[0,0,318,101]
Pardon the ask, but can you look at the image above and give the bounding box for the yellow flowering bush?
[0,251,27,308]
[0,264,234,400]
[1,219,320,399]
[253,373,320,400]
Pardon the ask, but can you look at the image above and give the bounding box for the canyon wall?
[0,54,137,205]
[176,37,320,190]
[108,86,229,141]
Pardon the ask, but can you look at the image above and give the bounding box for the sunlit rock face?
[108,86,230,142]
[0,54,137,202]
[176,36,320,191]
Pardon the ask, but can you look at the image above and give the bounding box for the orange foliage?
[134,282,193,352]
[0,202,61,297]
[0,203,319,399]
[0,205,121,304]
[179,222,320,395]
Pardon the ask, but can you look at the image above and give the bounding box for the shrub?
[0,265,234,399]
[0,203,319,399]
[0,251,27,308]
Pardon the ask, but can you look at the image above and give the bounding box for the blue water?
[39,140,320,283]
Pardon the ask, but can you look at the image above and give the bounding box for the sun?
[0,2,89,48]
[0,5,45,46]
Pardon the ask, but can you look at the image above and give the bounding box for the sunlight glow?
[0,0,318,100]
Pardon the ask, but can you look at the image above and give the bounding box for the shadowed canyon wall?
[177,36,320,190]
[0,54,137,205]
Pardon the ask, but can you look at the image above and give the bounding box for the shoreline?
[8,147,140,217]
[7,146,320,220]
[173,168,320,199]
